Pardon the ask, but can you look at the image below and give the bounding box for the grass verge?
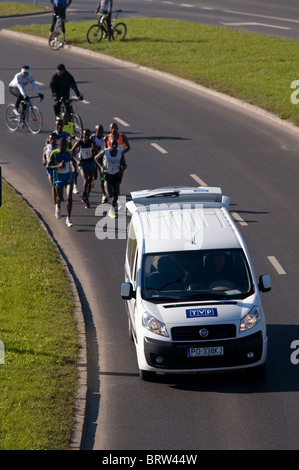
[0,2,50,16]
[0,183,79,450]
[11,17,299,126]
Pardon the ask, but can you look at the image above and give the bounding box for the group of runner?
[42,119,130,227]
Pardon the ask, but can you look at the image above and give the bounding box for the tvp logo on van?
[186,308,218,318]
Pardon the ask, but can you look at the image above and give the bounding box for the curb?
[0,10,51,19]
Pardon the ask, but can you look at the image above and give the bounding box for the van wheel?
[139,369,156,381]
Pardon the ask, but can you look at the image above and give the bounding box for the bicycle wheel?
[112,22,127,41]
[5,104,19,132]
[72,113,83,139]
[49,29,64,50]
[87,24,103,44]
[26,106,43,134]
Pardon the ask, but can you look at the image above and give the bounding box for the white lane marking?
[35,81,44,86]
[231,212,248,226]
[220,21,290,30]
[150,143,168,154]
[113,117,130,127]
[190,174,208,187]
[267,256,286,275]
[70,95,89,104]
[224,9,299,25]
[162,1,194,6]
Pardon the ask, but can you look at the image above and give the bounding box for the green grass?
[11,17,299,125]
[0,183,79,450]
[0,2,50,16]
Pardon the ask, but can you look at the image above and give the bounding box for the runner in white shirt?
[91,124,107,202]
[9,65,44,116]
[94,138,126,218]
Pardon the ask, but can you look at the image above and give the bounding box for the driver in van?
[205,252,234,287]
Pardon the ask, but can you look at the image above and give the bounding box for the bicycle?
[58,96,83,139]
[49,15,65,50]
[5,96,43,134]
[87,9,127,44]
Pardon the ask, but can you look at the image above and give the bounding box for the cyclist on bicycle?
[9,65,44,116]
[50,63,83,118]
[95,0,113,40]
[50,0,72,36]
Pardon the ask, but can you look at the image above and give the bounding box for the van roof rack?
[127,186,230,213]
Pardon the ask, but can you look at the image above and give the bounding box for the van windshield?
[141,249,254,302]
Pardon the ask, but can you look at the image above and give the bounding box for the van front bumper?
[143,331,265,370]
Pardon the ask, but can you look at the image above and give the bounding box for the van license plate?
[187,346,224,357]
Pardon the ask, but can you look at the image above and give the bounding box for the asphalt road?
[8,0,299,39]
[1,1,299,451]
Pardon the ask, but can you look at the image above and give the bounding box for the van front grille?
[171,324,236,341]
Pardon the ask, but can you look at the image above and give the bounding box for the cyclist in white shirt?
[9,65,44,116]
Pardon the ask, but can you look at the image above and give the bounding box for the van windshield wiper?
[149,296,185,302]
[143,278,184,292]
[179,292,235,300]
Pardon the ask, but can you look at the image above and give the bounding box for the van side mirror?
[121,282,135,299]
[259,274,271,293]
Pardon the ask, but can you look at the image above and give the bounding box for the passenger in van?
[149,256,184,290]
[149,257,173,290]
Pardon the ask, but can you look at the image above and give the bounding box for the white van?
[121,187,271,380]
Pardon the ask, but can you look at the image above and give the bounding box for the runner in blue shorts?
[47,138,75,227]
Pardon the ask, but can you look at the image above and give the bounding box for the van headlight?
[240,306,261,332]
[142,312,169,337]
